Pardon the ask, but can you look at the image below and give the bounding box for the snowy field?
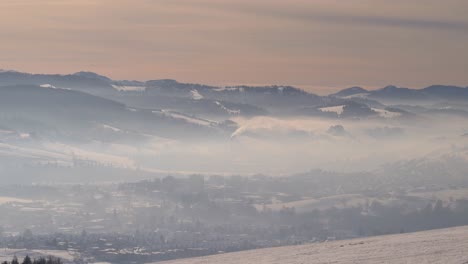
[156,226,468,264]
[0,197,33,205]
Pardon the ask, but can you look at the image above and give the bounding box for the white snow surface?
[168,112,213,126]
[153,110,214,126]
[215,101,240,115]
[0,197,33,205]
[343,93,370,99]
[372,108,402,118]
[112,84,146,92]
[190,89,204,100]
[319,105,345,115]
[102,124,122,132]
[40,84,56,89]
[156,226,468,264]
[40,84,71,90]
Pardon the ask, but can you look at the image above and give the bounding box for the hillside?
[0,84,229,141]
[157,226,468,264]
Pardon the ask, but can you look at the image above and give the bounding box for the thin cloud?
[209,3,468,32]
[279,11,468,31]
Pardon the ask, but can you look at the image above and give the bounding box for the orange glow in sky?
[1,0,467,92]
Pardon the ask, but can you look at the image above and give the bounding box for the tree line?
[1,256,62,264]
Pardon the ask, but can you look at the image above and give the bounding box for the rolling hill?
[0,84,232,142]
[156,225,468,264]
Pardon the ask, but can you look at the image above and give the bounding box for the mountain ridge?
[333,84,468,101]
[1,70,467,120]
[3,70,466,98]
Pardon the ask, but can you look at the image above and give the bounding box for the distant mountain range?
[0,70,467,125]
[2,70,466,100]
[332,84,468,101]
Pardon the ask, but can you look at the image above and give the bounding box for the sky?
[0,0,467,94]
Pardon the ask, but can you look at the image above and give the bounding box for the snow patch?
[19,133,30,139]
[343,93,370,99]
[319,105,345,115]
[40,84,56,89]
[215,101,240,115]
[102,124,122,132]
[39,84,71,90]
[191,89,203,100]
[372,108,402,118]
[213,87,226,92]
[112,85,146,92]
[167,112,213,126]
[154,110,214,126]
[0,197,33,205]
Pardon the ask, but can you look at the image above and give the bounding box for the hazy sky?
[1,0,467,93]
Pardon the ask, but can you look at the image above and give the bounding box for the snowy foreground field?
[157,226,468,264]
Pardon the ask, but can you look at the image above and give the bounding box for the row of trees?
[1,256,62,264]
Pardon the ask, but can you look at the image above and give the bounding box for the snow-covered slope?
[156,226,468,264]
[319,105,345,115]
